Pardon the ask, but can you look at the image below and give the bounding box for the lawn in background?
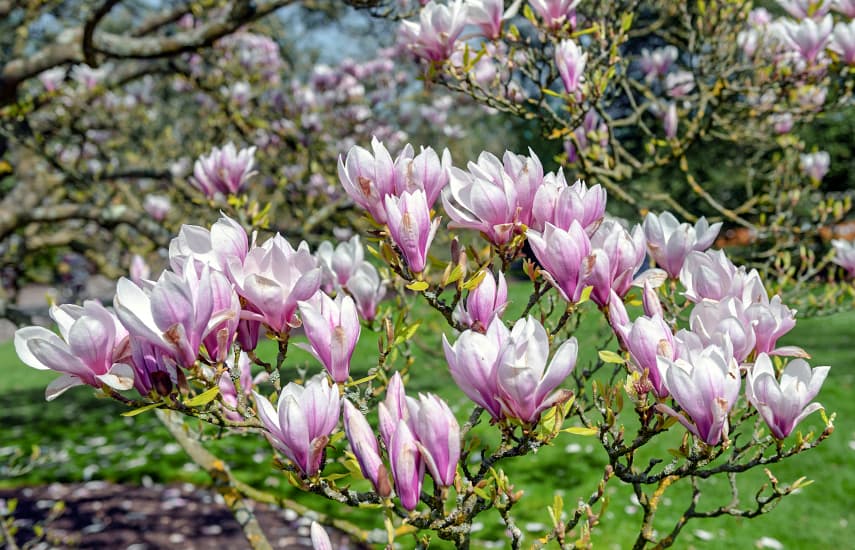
[1,290,852,549]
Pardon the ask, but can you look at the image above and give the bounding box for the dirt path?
[1,481,363,549]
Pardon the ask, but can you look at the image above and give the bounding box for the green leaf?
[184,386,220,407]
[406,280,429,291]
[463,270,487,290]
[562,426,599,436]
[577,285,593,304]
[446,264,464,285]
[121,402,163,417]
[598,350,625,364]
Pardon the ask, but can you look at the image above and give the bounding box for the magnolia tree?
[0,1,494,313]
[14,139,839,548]
[389,0,855,313]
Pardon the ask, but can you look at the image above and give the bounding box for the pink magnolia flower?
[191,142,257,197]
[130,254,150,285]
[143,194,171,221]
[442,148,545,243]
[831,239,855,277]
[408,393,461,487]
[780,15,833,62]
[833,0,855,17]
[689,298,757,363]
[338,137,397,223]
[310,522,333,550]
[389,419,424,510]
[526,221,593,304]
[393,144,452,209]
[297,294,361,383]
[800,151,830,181]
[114,266,239,367]
[38,67,66,92]
[665,70,695,97]
[778,0,832,20]
[663,102,678,139]
[771,112,794,134]
[555,39,587,94]
[639,46,679,81]
[400,0,468,62]
[585,219,647,307]
[226,234,321,333]
[679,249,766,304]
[746,354,829,439]
[253,375,340,476]
[315,236,364,291]
[467,0,510,39]
[443,318,510,419]
[830,20,855,65]
[128,339,178,397]
[530,0,580,30]
[656,343,741,445]
[384,189,440,274]
[169,215,250,276]
[643,212,722,278]
[343,400,390,496]
[15,301,133,400]
[454,270,508,330]
[496,317,577,423]
[346,262,387,322]
[531,175,606,234]
[619,313,675,398]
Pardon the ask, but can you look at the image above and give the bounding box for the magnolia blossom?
[639,46,679,81]
[169,215,249,276]
[612,301,675,398]
[408,393,461,487]
[530,175,606,234]
[338,137,396,223]
[114,266,239,367]
[226,234,321,333]
[310,522,332,550]
[780,15,834,63]
[384,189,440,274]
[555,39,587,94]
[315,235,364,291]
[297,294,361,383]
[746,354,829,439]
[130,254,150,285]
[527,221,592,303]
[442,154,521,245]
[128,339,178,397]
[800,151,830,181]
[400,0,468,62]
[530,0,580,30]
[15,301,133,400]
[467,0,508,39]
[679,250,766,304]
[643,212,722,278]
[665,70,695,97]
[778,0,832,20]
[39,67,66,92]
[394,144,452,208]
[496,317,577,423]
[657,343,741,445]
[143,194,171,221]
[389,419,424,510]
[831,239,855,277]
[833,0,855,17]
[585,219,647,306]
[442,318,509,419]
[830,20,855,65]
[689,298,757,362]
[453,270,508,330]
[346,262,387,321]
[663,102,678,139]
[343,400,390,496]
[191,142,257,197]
[253,375,340,476]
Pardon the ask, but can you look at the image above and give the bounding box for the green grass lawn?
[1,289,853,549]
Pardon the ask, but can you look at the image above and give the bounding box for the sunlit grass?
[0,286,852,548]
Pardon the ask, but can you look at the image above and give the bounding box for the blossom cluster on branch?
[13,136,836,548]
